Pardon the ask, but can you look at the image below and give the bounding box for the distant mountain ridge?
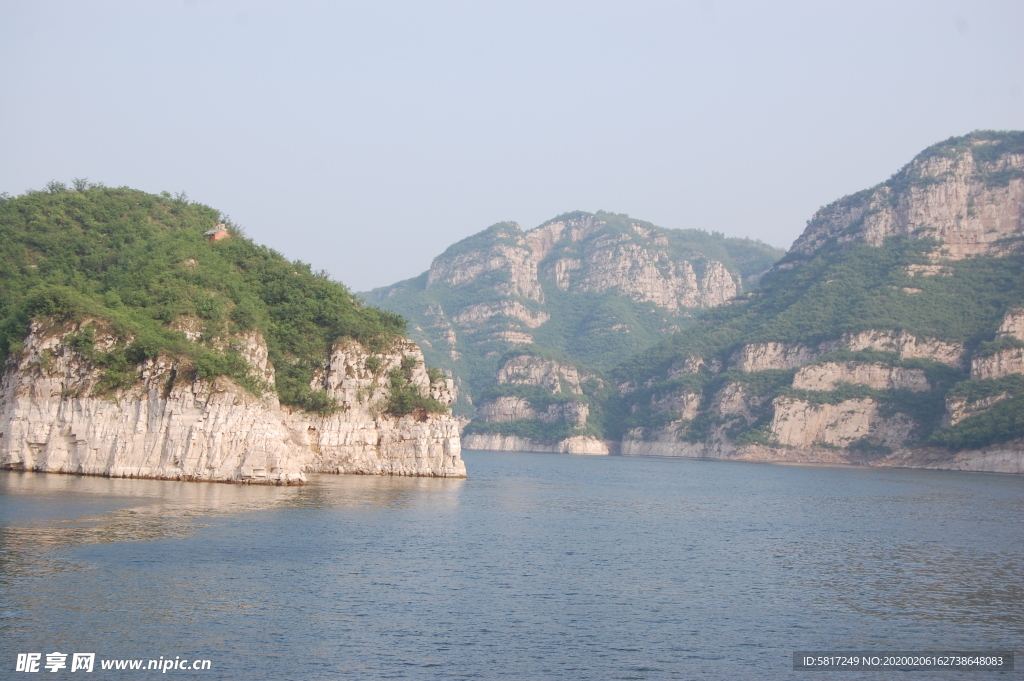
[361,211,784,445]
[612,130,1024,472]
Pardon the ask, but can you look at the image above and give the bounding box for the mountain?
[613,130,1024,472]
[0,184,464,483]
[361,211,784,450]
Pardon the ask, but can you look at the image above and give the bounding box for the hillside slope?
[362,212,783,450]
[0,185,464,483]
[614,130,1024,472]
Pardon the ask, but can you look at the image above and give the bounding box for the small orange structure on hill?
[204,223,229,243]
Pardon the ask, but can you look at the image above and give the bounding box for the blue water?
[1,452,1022,680]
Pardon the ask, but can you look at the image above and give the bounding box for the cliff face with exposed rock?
[615,131,1024,473]
[363,211,782,451]
[0,319,465,484]
[790,136,1023,259]
[462,352,612,454]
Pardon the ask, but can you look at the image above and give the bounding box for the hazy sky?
[2,1,1022,292]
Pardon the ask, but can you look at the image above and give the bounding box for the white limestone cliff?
[970,309,1024,380]
[416,216,745,355]
[769,397,915,449]
[793,362,930,392]
[790,143,1023,259]
[0,320,465,484]
[623,326,1020,472]
[971,349,1024,381]
[462,432,611,455]
[466,353,606,453]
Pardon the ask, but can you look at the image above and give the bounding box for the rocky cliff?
[790,134,1024,259]
[462,351,612,454]
[363,211,782,450]
[614,131,1024,473]
[0,319,465,484]
[0,185,465,485]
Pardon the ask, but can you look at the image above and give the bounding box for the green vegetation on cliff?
[362,211,784,420]
[615,238,1023,389]
[612,235,1023,445]
[609,130,1024,451]
[0,183,406,412]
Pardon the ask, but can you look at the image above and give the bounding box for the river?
[2,451,1021,679]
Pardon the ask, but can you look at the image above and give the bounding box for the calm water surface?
[1,451,1022,680]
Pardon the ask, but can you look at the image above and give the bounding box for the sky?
[1,1,1022,292]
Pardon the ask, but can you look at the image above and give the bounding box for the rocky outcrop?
[623,326,1011,469]
[0,320,465,484]
[556,231,737,312]
[364,212,781,421]
[997,309,1024,340]
[462,432,611,455]
[451,301,550,329]
[424,216,747,317]
[769,397,915,449]
[943,393,1010,427]
[840,330,964,368]
[791,138,1023,259]
[619,134,1024,474]
[650,390,701,421]
[494,355,596,394]
[732,342,818,372]
[731,331,964,373]
[971,349,1024,381]
[427,236,545,302]
[544,401,589,428]
[301,337,463,477]
[465,352,605,453]
[793,362,930,392]
[970,309,1024,380]
[475,395,537,422]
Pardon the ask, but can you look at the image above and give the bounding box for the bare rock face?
[793,362,930,392]
[427,238,545,302]
[620,134,1023,474]
[650,390,702,421]
[554,231,737,312]
[996,308,1024,340]
[476,395,537,422]
[301,338,463,477]
[365,211,782,432]
[0,320,465,484]
[731,331,963,373]
[494,355,595,394]
[419,215,744,336]
[624,328,994,467]
[535,216,740,312]
[838,330,964,368]
[971,349,1024,381]
[466,353,602,452]
[791,141,1024,259]
[711,383,759,423]
[544,401,590,428]
[732,342,818,372]
[769,397,915,449]
[944,393,1011,427]
[451,301,550,329]
[970,308,1024,380]
[462,432,610,455]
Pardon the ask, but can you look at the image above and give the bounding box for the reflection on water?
[1,456,1022,680]
[0,471,465,584]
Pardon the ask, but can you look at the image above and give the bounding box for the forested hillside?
[0,183,407,413]
[362,211,783,450]
[613,130,1024,467]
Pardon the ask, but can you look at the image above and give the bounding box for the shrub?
[0,186,407,412]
